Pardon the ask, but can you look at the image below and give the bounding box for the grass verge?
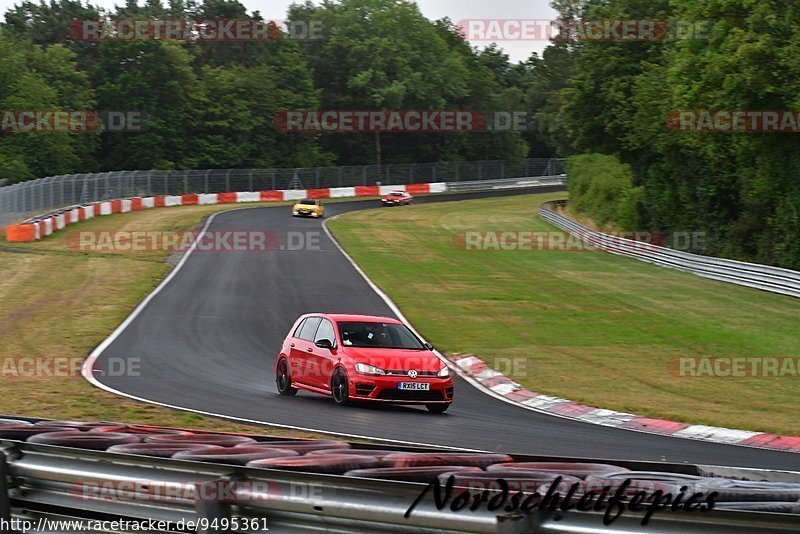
[328,192,800,435]
[0,202,307,435]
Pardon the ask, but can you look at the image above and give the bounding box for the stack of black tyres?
[0,418,798,514]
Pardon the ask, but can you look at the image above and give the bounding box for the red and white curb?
[450,353,800,453]
[4,183,447,243]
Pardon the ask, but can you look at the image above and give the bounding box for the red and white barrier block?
[4,183,446,243]
[449,353,800,453]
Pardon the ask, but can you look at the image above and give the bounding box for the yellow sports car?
[292,198,325,218]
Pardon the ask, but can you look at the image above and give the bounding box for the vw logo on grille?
[407,370,418,379]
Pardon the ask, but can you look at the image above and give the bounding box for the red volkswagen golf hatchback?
[275,314,454,413]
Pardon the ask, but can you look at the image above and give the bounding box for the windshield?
[337,321,425,350]
[298,199,317,206]
[390,192,403,196]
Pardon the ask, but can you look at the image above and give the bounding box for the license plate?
[398,382,430,391]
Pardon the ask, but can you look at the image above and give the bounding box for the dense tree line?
[2,0,798,268]
[0,0,532,180]
[548,0,800,269]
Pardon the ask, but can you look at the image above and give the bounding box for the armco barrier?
[3,176,566,243]
[2,183,449,243]
[0,159,568,226]
[540,202,800,299]
[2,416,799,533]
[446,174,566,192]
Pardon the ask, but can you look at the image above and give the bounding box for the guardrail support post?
[194,481,232,534]
[495,512,533,534]
[0,452,12,529]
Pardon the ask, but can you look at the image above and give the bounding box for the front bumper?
[294,210,320,217]
[350,375,454,404]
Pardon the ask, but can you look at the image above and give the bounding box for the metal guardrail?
[0,159,566,226]
[445,174,567,192]
[540,202,800,299]
[1,417,799,533]
[3,439,800,533]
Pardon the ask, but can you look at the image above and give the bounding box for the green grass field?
[328,192,800,435]
[0,202,308,435]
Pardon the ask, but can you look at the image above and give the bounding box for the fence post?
[316,167,321,189]
[271,170,276,191]
[225,170,231,192]
[194,480,232,534]
[204,170,210,193]
[249,170,253,192]
[362,166,367,186]
[0,452,11,524]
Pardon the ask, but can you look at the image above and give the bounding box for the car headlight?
[437,366,450,378]
[355,363,385,376]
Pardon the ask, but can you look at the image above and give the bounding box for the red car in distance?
[381,190,413,206]
[275,314,453,413]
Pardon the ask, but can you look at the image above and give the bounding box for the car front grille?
[385,370,438,377]
[376,389,444,402]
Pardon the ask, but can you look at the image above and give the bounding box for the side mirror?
[315,339,334,350]
[423,342,434,351]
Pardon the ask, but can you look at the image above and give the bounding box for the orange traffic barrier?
[355,185,379,196]
[6,224,37,242]
[406,183,431,194]
[260,190,282,202]
[306,188,331,199]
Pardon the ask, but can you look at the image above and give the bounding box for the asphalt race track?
[91,188,800,470]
